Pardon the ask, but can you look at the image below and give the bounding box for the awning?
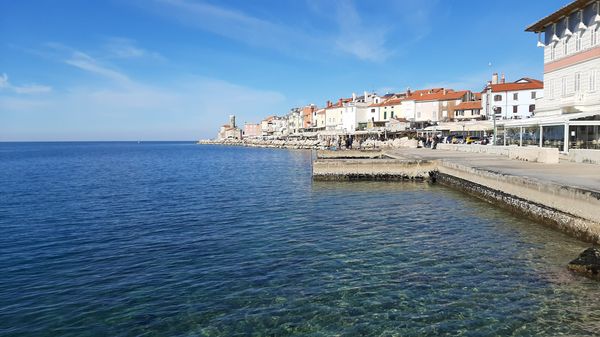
[500,111,600,127]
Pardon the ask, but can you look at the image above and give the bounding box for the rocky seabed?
[198,137,419,150]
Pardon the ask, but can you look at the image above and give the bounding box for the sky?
[0,0,570,141]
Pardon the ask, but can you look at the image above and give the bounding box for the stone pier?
[313,148,600,244]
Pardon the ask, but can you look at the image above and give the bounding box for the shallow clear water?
[1,142,599,336]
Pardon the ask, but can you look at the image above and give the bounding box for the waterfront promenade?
[384,148,600,194]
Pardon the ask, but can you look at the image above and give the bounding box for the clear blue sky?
[0,0,569,141]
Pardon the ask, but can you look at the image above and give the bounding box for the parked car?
[445,135,456,143]
[465,136,481,144]
[451,135,464,144]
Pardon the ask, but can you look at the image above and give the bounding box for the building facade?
[243,123,261,138]
[481,76,544,120]
[501,0,600,151]
[454,101,484,121]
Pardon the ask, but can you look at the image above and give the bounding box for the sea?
[1,141,599,336]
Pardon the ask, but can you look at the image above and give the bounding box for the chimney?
[364,91,368,100]
[407,87,411,96]
[501,73,506,84]
[338,98,343,106]
[352,92,356,101]
[326,100,331,107]
[443,88,447,95]
[492,73,499,85]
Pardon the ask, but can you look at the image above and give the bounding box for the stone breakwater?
[198,137,419,150]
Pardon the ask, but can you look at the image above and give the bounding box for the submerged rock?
[568,247,600,280]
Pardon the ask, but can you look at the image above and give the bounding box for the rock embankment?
[198,138,323,149]
[568,247,600,280]
[198,137,419,150]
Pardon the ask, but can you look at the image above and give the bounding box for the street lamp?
[492,105,498,145]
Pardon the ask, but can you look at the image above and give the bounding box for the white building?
[261,116,288,137]
[454,101,484,121]
[286,108,302,135]
[500,0,600,152]
[324,99,347,131]
[412,88,470,124]
[481,75,544,120]
[324,92,378,132]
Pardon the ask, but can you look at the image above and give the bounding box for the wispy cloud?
[1,42,286,140]
[143,0,407,62]
[331,2,391,62]
[104,37,166,60]
[65,51,132,84]
[0,73,53,94]
[149,0,310,55]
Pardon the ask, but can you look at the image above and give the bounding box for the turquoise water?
[1,142,599,336]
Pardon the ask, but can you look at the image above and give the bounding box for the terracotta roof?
[490,78,543,92]
[325,98,352,109]
[525,0,591,32]
[411,89,468,102]
[369,97,405,107]
[454,101,482,110]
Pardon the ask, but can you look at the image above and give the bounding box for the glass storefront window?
[569,125,600,149]
[505,128,521,146]
[541,125,564,150]
[522,126,540,146]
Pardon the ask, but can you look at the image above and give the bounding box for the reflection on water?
[0,143,599,336]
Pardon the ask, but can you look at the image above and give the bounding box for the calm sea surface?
[1,142,599,336]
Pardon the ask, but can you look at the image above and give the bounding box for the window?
[575,72,581,92]
[371,108,375,113]
[531,91,537,99]
[593,25,599,46]
[474,109,480,115]
[561,77,567,96]
[563,39,568,56]
[494,94,502,101]
[390,111,394,118]
[513,93,519,100]
[529,104,535,112]
[591,71,597,92]
[576,31,582,52]
[513,105,518,113]
[551,44,556,60]
[384,111,387,119]
[495,107,502,114]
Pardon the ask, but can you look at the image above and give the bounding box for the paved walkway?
[385,148,600,194]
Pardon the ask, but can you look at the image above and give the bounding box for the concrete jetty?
[313,148,600,244]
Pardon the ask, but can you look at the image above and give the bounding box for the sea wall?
[568,149,600,165]
[312,159,436,181]
[311,154,600,243]
[435,161,600,243]
[437,144,559,164]
[316,149,385,159]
